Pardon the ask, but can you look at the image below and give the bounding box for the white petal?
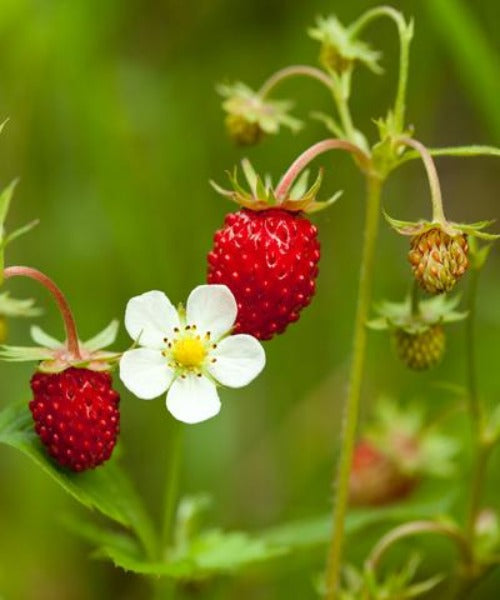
[120,348,174,399]
[207,334,265,388]
[186,284,237,340]
[125,290,180,349]
[166,374,221,424]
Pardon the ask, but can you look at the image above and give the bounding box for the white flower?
[119,285,266,424]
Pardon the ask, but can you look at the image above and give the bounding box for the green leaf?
[259,493,456,551]
[0,402,156,558]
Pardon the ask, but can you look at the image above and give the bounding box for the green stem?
[275,138,370,201]
[258,65,333,97]
[365,520,473,575]
[324,174,383,599]
[410,279,420,317]
[398,137,447,224]
[330,72,357,143]
[161,420,184,556]
[464,265,488,542]
[465,267,483,431]
[349,6,413,133]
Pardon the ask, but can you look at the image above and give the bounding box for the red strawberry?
[207,208,320,340]
[206,158,337,341]
[349,440,417,507]
[30,367,120,472]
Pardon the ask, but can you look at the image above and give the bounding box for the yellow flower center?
[172,337,207,368]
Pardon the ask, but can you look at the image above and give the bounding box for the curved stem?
[275,138,371,201]
[324,175,383,599]
[3,266,81,359]
[258,65,333,98]
[349,7,413,132]
[398,137,446,224]
[365,520,473,575]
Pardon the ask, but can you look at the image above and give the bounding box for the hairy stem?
[398,137,446,224]
[258,65,333,97]
[350,6,413,133]
[324,175,383,599]
[275,138,370,201]
[3,265,81,358]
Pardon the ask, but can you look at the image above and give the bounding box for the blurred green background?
[0,0,499,598]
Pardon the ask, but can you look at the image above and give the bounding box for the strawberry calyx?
[211,158,342,214]
[368,293,467,335]
[0,320,120,373]
[385,212,499,241]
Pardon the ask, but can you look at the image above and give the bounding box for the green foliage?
[0,402,156,558]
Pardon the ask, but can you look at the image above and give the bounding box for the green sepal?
[308,15,382,74]
[84,320,119,352]
[364,399,459,478]
[383,212,437,236]
[218,82,302,135]
[385,211,499,240]
[368,294,467,335]
[0,292,41,318]
[30,325,61,348]
[0,345,54,362]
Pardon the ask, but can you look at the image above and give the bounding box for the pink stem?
[275,139,371,201]
[3,266,81,359]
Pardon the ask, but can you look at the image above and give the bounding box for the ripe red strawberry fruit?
[30,367,120,472]
[208,208,320,340]
[207,160,338,340]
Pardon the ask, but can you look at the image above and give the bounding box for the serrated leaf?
[30,325,62,349]
[84,320,119,352]
[0,402,156,558]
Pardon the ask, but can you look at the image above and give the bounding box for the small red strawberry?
[2,265,122,472]
[208,208,320,339]
[207,160,339,340]
[349,439,417,507]
[349,400,459,507]
[30,367,120,472]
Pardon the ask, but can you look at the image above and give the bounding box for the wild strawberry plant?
[1,6,500,599]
